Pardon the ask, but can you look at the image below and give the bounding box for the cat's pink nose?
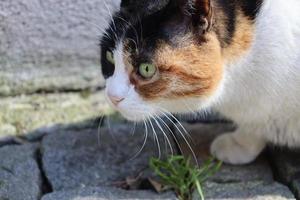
[108,94,125,106]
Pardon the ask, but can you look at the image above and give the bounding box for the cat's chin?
[116,107,158,122]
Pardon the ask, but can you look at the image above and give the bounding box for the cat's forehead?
[101,0,187,52]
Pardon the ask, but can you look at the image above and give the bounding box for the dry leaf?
[148,178,169,193]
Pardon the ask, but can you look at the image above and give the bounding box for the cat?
[100,0,300,165]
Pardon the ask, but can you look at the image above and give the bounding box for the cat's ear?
[180,0,213,33]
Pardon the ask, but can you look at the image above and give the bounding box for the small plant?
[150,156,222,200]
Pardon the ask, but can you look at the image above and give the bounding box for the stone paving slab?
[43,182,294,200]
[199,181,295,200]
[211,159,273,184]
[0,117,297,200]
[39,122,297,200]
[41,187,177,200]
[0,144,42,200]
[41,124,174,191]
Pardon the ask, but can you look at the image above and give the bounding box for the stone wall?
[0,0,120,96]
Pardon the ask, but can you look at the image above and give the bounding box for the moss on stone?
[0,91,113,138]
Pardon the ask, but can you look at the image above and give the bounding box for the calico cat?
[100,0,300,165]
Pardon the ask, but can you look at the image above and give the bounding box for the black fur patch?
[100,0,263,78]
[121,0,171,16]
[214,0,237,46]
[100,0,189,78]
[237,0,263,20]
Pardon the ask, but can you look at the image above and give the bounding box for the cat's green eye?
[106,51,115,64]
[139,63,157,79]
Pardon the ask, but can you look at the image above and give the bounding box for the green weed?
[150,156,222,200]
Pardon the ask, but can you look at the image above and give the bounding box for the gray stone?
[0,144,42,200]
[0,0,120,96]
[25,118,106,142]
[195,181,295,200]
[42,124,175,191]
[41,187,177,200]
[210,158,273,184]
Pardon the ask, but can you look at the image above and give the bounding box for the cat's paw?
[210,133,265,165]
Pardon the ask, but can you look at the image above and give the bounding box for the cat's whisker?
[151,115,174,156]
[150,116,168,155]
[108,25,119,41]
[130,121,137,136]
[158,110,190,142]
[106,116,117,141]
[101,32,111,40]
[103,0,116,30]
[156,115,185,156]
[103,0,118,40]
[115,15,141,50]
[97,115,105,147]
[99,24,114,40]
[148,116,162,159]
[84,20,108,34]
[157,110,199,166]
[159,108,193,141]
[129,119,149,160]
[100,33,113,43]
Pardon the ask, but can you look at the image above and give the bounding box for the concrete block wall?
[0,0,120,96]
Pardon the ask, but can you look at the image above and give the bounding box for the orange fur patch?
[136,33,224,100]
[222,11,255,63]
[124,11,254,101]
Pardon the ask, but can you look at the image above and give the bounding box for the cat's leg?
[210,126,266,165]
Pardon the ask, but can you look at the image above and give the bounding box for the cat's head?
[100,0,254,121]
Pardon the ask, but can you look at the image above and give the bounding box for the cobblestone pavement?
[0,94,299,200]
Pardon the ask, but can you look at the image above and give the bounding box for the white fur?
[211,0,300,163]
[106,44,157,121]
[106,0,300,164]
